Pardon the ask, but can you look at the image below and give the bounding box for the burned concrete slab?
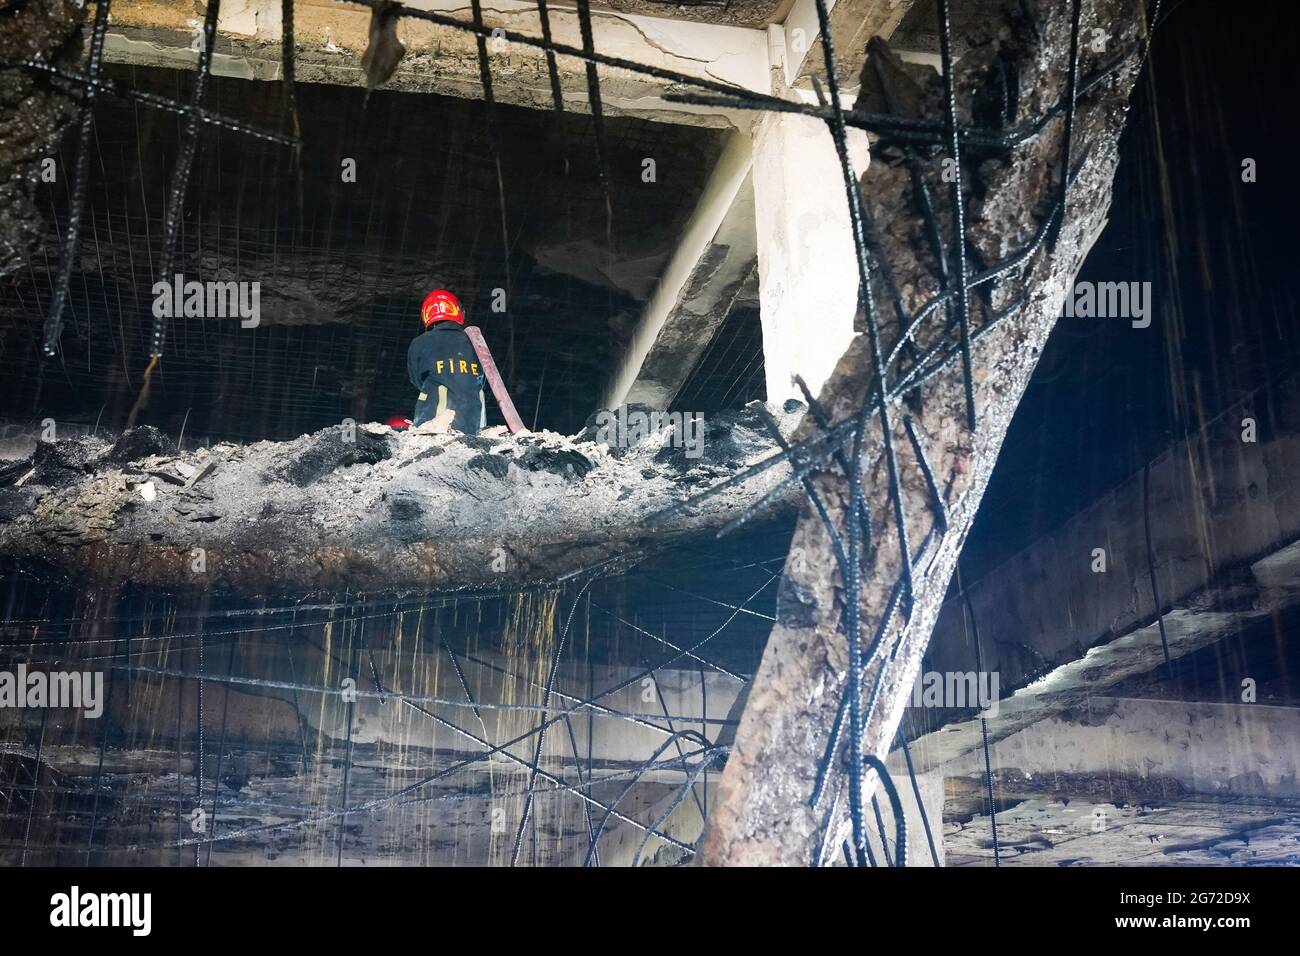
[0,402,803,595]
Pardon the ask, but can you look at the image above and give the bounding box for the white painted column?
[751,108,869,407]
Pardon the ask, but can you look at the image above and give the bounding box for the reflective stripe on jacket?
[407,324,487,433]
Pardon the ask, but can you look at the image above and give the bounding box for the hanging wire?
[510,578,594,865]
[41,0,112,357]
[811,0,917,863]
[151,0,223,359]
[937,0,977,432]
[534,0,565,116]
[1049,0,1085,252]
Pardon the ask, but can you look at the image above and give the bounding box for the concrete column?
[751,109,868,406]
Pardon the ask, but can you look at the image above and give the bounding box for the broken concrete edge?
[0,400,806,596]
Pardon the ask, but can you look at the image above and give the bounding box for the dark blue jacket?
[407,324,486,433]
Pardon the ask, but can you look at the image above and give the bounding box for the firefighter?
[407,289,486,434]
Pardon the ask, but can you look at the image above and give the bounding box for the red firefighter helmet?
[421,289,464,328]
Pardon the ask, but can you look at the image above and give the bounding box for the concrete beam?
[318,649,744,770]
[790,0,914,92]
[939,697,1300,865]
[602,130,757,409]
[0,640,744,775]
[901,537,1300,776]
[774,0,828,87]
[884,376,1300,808]
[944,791,1300,866]
[0,633,741,865]
[920,373,1300,709]
[103,0,774,127]
[948,696,1300,801]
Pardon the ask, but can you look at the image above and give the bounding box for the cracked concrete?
[102,0,775,126]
